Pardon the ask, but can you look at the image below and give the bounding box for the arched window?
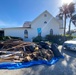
[24,30,28,38]
[44,21,47,24]
[44,14,47,17]
[50,29,53,35]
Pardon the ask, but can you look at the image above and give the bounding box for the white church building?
[1,10,64,41]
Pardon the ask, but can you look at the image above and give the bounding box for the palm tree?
[68,2,75,35]
[71,14,76,26]
[59,4,68,41]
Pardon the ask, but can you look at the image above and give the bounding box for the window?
[44,21,47,24]
[44,14,47,17]
[24,30,28,38]
[37,28,42,36]
[50,29,53,35]
[29,24,31,28]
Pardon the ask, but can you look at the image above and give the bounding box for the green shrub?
[65,36,73,40]
[33,36,42,42]
[45,35,73,45]
[0,37,4,40]
[10,36,23,40]
[0,36,10,41]
[0,36,23,41]
[33,35,74,45]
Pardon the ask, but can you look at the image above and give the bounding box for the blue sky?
[0,0,76,30]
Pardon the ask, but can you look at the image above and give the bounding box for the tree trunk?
[69,14,72,36]
[69,19,71,36]
[64,14,66,42]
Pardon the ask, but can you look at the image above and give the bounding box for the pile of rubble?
[0,39,54,63]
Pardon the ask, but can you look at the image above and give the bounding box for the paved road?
[0,46,76,75]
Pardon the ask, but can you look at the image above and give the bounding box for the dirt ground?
[0,46,76,75]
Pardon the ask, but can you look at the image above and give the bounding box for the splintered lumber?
[0,39,54,63]
[0,59,12,62]
[1,41,34,51]
[0,51,23,54]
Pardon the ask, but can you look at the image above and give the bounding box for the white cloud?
[0,20,22,28]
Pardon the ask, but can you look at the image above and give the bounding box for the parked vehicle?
[62,38,76,51]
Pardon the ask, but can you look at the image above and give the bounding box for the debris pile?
[0,40,54,63]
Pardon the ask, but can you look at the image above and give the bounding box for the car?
[62,38,76,51]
